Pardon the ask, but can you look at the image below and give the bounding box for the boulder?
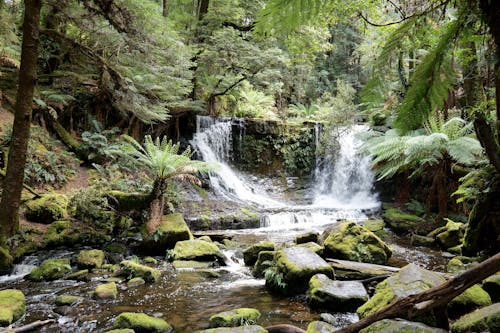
[113,312,172,333]
[483,274,500,302]
[362,219,385,233]
[359,319,447,333]
[327,258,399,280]
[193,326,268,333]
[357,263,446,326]
[321,221,392,265]
[306,321,336,333]
[297,242,323,255]
[42,220,77,248]
[252,251,275,278]
[172,239,225,264]
[269,247,333,295]
[120,260,161,283]
[172,260,214,270]
[448,284,492,319]
[308,274,368,311]
[295,232,319,244]
[411,234,435,247]
[55,295,82,306]
[0,246,13,274]
[105,330,136,333]
[75,249,105,269]
[95,282,118,299]
[243,241,275,266]
[66,269,90,281]
[382,208,424,234]
[24,193,68,223]
[451,303,500,333]
[128,277,146,288]
[0,289,25,326]
[209,308,261,328]
[430,219,465,249]
[27,258,71,281]
[141,213,193,255]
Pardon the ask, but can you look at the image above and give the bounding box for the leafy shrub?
[235,83,276,118]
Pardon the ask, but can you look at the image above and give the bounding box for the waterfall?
[312,125,379,209]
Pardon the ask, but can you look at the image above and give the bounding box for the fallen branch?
[0,319,56,333]
[333,251,500,333]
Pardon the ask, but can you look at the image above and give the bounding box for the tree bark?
[0,0,42,244]
[197,0,209,21]
[162,0,169,17]
[146,178,168,233]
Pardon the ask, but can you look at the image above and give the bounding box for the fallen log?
[266,324,307,333]
[326,258,399,280]
[0,319,55,333]
[333,251,500,333]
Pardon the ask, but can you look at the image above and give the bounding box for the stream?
[0,117,448,332]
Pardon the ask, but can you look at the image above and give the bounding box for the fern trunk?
[146,178,168,233]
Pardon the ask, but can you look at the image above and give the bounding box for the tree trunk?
[162,0,169,17]
[197,0,209,20]
[146,178,168,233]
[0,0,42,244]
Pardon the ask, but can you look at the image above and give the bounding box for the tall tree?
[0,0,42,243]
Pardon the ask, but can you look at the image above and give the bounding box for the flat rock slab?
[308,274,368,311]
[326,258,399,280]
[359,319,448,333]
[451,302,500,333]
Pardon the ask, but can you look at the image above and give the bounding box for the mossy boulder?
[411,234,435,247]
[75,249,105,269]
[306,321,336,333]
[321,221,392,265]
[362,219,385,233]
[95,282,118,299]
[0,289,25,326]
[0,246,13,274]
[295,232,319,244]
[120,260,161,283]
[252,251,275,278]
[113,312,172,333]
[431,219,465,249]
[209,308,261,328]
[55,294,82,306]
[172,239,225,264]
[357,263,446,326]
[270,247,333,295]
[448,284,492,318]
[193,326,268,333]
[243,241,275,266]
[141,213,193,255]
[105,330,136,333]
[383,208,424,234]
[24,194,68,224]
[359,319,447,333]
[128,277,146,288]
[483,274,500,302]
[42,220,78,248]
[66,269,90,281]
[297,242,323,255]
[27,258,71,281]
[308,274,368,311]
[451,303,500,333]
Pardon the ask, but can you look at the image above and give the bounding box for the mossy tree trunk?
[0,0,42,244]
[146,178,168,233]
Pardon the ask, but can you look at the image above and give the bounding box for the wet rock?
[306,320,336,333]
[95,282,118,299]
[448,284,492,319]
[243,241,275,266]
[270,247,333,295]
[104,243,129,264]
[209,308,261,328]
[451,303,500,333]
[320,221,392,265]
[120,260,161,283]
[53,305,72,316]
[24,193,68,223]
[172,239,225,264]
[141,213,193,255]
[483,274,500,302]
[357,263,446,326]
[308,274,368,311]
[198,235,212,242]
[382,208,424,234]
[295,232,319,244]
[193,325,268,333]
[55,294,82,306]
[128,277,146,288]
[319,313,336,325]
[66,269,89,281]
[104,329,136,333]
[252,251,275,278]
[0,289,25,326]
[359,319,447,333]
[297,242,323,255]
[327,258,399,280]
[411,234,435,247]
[75,249,105,269]
[172,260,214,269]
[113,312,172,333]
[0,246,13,274]
[27,258,71,281]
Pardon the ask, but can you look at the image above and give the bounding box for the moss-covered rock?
[143,257,157,264]
[321,221,392,265]
[24,193,68,223]
[0,289,25,326]
[446,258,466,274]
[270,247,333,295]
[383,208,424,234]
[359,319,447,333]
[172,239,225,264]
[95,282,118,299]
[297,242,323,255]
[483,274,500,302]
[42,220,78,248]
[128,277,146,288]
[193,326,268,333]
[306,320,336,333]
[357,263,446,326]
[252,251,275,278]
[172,260,214,270]
[120,260,161,283]
[448,284,492,318]
[66,269,90,281]
[451,303,500,333]
[113,312,172,333]
[209,308,261,328]
[0,246,13,274]
[141,213,193,255]
[432,219,465,249]
[55,295,82,306]
[75,249,105,269]
[411,234,435,247]
[308,274,368,311]
[362,219,385,233]
[295,232,319,244]
[104,329,136,333]
[243,241,275,266]
[27,258,71,281]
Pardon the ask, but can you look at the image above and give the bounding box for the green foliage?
[68,188,117,234]
[453,163,494,204]
[235,83,276,118]
[264,264,287,291]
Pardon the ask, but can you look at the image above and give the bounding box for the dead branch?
[0,319,56,333]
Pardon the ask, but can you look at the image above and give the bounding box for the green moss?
[447,258,465,274]
[120,260,160,283]
[76,249,105,269]
[128,277,146,288]
[483,274,500,302]
[0,289,25,326]
[113,312,172,333]
[24,194,68,223]
[359,319,448,333]
[451,303,500,333]
[252,251,275,278]
[243,241,275,266]
[448,284,492,318]
[193,326,268,333]
[141,213,193,255]
[357,280,395,317]
[0,246,13,273]
[104,329,135,333]
[307,321,336,333]
[94,282,118,299]
[363,219,385,232]
[55,295,82,306]
[383,208,423,222]
[209,308,261,328]
[172,239,224,263]
[27,258,71,281]
[42,220,75,248]
[143,257,157,264]
[66,269,89,281]
[240,208,258,219]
